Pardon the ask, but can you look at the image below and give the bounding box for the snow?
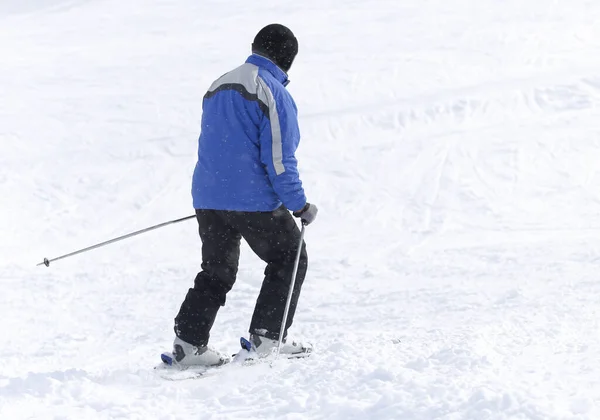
[2,0,600,418]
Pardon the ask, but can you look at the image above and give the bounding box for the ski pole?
[275,221,306,359]
[37,214,196,267]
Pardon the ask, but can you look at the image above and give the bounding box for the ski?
[155,349,261,381]
[155,337,311,381]
[154,358,234,381]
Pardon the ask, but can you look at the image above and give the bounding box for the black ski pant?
[174,206,308,347]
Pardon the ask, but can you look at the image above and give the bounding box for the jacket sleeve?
[257,77,307,212]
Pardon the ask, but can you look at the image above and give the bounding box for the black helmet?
[252,24,298,72]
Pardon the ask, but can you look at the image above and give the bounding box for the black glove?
[293,203,318,225]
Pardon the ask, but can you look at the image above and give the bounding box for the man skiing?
[166,24,318,367]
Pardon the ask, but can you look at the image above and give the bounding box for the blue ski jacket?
[192,54,307,212]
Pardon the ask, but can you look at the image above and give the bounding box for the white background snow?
[2,0,600,418]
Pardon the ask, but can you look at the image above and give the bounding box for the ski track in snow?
[2,0,600,419]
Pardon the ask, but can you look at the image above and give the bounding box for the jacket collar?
[246,54,290,87]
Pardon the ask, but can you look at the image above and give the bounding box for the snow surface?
[2,0,600,418]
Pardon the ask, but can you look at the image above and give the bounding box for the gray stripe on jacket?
[206,63,285,176]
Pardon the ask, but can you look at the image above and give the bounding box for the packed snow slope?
[2,0,600,419]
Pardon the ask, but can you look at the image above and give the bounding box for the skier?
[167,24,318,367]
